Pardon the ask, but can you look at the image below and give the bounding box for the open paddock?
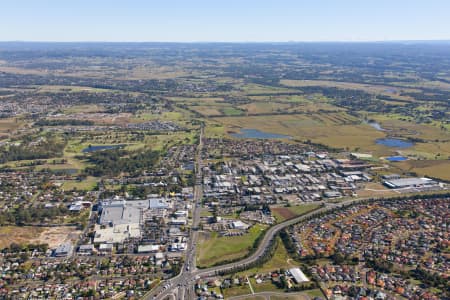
[0,118,25,135]
[215,113,385,150]
[196,224,267,268]
[0,225,81,249]
[280,79,420,101]
[271,204,320,222]
[32,226,82,248]
[240,83,299,95]
[0,226,45,249]
[394,159,450,181]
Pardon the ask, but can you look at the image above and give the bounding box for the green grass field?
[250,278,282,294]
[197,224,267,268]
[222,284,253,298]
[222,107,245,116]
[236,237,295,276]
[62,176,99,191]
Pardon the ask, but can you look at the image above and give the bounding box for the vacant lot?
[32,226,82,248]
[197,224,267,268]
[0,225,81,249]
[271,204,320,222]
[395,159,450,181]
[0,226,45,249]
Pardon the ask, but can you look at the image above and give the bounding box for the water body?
[386,156,408,162]
[82,144,125,153]
[376,138,413,148]
[230,128,291,139]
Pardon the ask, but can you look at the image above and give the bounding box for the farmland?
[0,42,449,299]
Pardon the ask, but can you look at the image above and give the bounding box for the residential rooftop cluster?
[285,197,449,299]
[0,253,164,299]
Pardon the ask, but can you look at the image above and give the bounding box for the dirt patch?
[31,226,82,248]
[271,207,296,221]
[0,226,45,249]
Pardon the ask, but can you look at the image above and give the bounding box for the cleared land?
[0,225,81,249]
[394,159,450,181]
[197,224,267,268]
[271,204,320,222]
[32,226,82,248]
[0,226,45,249]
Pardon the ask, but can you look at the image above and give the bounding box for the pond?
[230,128,291,139]
[82,144,126,153]
[386,156,408,162]
[376,138,413,148]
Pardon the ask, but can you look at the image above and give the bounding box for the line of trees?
[84,149,160,177]
[35,119,94,126]
[0,205,69,225]
[0,137,66,163]
[410,268,449,295]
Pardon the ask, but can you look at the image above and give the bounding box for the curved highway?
[146,197,360,300]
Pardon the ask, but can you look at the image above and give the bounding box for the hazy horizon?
[1,0,449,42]
[1,40,450,44]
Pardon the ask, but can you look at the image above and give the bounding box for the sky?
[1,0,449,42]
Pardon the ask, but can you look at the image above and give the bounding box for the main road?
[147,124,205,300]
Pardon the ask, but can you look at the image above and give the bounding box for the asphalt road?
[155,125,204,300]
[146,195,362,300]
[143,124,387,300]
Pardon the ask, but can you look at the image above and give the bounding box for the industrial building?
[383,177,438,189]
[54,242,74,257]
[289,268,309,283]
[94,223,141,244]
[99,198,171,225]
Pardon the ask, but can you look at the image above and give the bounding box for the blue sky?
[1,0,449,42]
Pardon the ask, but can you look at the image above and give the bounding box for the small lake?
[230,128,291,139]
[82,144,125,153]
[386,156,408,162]
[376,138,413,148]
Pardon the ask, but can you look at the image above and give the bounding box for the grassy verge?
[197,224,267,268]
[236,237,295,276]
[222,284,252,298]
